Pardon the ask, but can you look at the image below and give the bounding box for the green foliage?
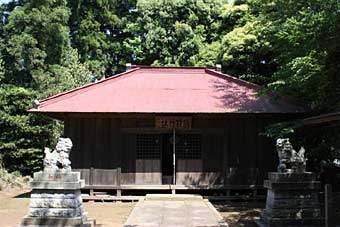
[268,52,327,108]
[68,0,138,77]
[244,0,340,163]
[248,0,340,111]
[0,85,59,175]
[303,128,340,166]
[261,120,304,139]
[219,3,249,34]
[3,0,71,85]
[193,41,221,67]
[135,0,223,66]
[32,48,91,98]
[0,0,91,175]
[0,57,4,82]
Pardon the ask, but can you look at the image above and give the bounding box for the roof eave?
[303,112,340,126]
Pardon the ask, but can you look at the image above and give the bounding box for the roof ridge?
[132,65,215,70]
[204,69,261,90]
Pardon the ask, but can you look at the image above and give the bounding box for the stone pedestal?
[21,171,93,227]
[256,172,323,227]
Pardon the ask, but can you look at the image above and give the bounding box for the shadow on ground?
[213,201,265,227]
[14,191,31,198]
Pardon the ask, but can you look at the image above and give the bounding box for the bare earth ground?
[0,188,136,227]
[0,189,298,227]
[214,201,264,227]
[0,189,264,227]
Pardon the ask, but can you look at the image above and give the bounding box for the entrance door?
[162,134,174,184]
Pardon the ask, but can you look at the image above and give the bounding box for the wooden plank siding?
[64,114,294,187]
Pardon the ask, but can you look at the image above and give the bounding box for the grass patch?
[0,168,30,190]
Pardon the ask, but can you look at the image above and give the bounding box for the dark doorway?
[162,134,174,184]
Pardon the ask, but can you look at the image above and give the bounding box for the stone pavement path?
[123,194,228,227]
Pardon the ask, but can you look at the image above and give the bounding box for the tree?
[214,0,340,111]
[249,0,340,111]
[0,0,91,175]
[0,57,4,82]
[135,0,223,66]
[68,0,138,77]
[241,0,340,164]
[3,0,91,94]
[0,85,56,174]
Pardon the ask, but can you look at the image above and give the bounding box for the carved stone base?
[256,172,323,227]
[21,216,92,227]
[20,170,93,227]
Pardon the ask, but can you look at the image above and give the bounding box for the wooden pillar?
[253,189,258,201]
[226,189,230,198]
[117,167,121,186]
[173,129,176,185]
[325,184,335,227]
[117,167,122,197]
[89,167,94,197]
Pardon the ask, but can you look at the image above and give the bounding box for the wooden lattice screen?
[136,134,161,159]
[176,134,202,159]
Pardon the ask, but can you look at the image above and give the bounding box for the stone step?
[93,191,108,196]
[145,194,203,201]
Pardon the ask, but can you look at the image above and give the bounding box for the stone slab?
[33,171,81,182]
[255,219,323,227]
[145,194,203,201]
[268,172,316,182]
[30,180,85,190]
[265,199,320,209]
[261,208,321,219]
[28,207,83,217]
[265,189,319,200]
[31,189,81,199]
[124,194,228,227]
[264,180,321,190]
[258,172,322,227]
[21,216,91,227]
[29,197,82,208]
[265,190,320,209]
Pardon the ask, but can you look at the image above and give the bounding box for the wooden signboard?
[155,116,192,130]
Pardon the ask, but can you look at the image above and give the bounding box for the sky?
[0,0,11,4]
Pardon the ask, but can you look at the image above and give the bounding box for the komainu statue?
[43,138,73,171]
[276,138,306,173]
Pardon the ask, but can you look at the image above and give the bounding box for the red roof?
[29,66,308,114]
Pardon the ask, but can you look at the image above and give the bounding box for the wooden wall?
[64,114,294,187]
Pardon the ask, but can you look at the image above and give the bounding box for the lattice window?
[136,134,161,159]
[176,134,202,159]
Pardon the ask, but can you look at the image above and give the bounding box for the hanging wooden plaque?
[155,116,192,130]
